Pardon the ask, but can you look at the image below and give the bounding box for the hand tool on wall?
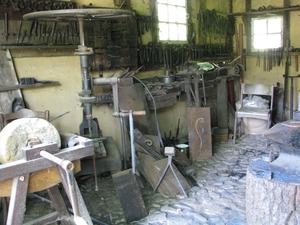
[28,21,35,43]
[4,13,8,41]
[16,20,23,43]
[10,0,20,11]
[1,0,9,6]
[256,50,260,67]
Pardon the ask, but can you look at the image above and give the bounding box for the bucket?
[176,144,189,157]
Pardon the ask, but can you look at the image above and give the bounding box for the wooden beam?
[245,0,251,12]
[0,81,60,92]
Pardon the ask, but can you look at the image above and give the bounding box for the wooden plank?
[112,169,148,222]
[0,143,94,182]
[0,81,60,92]
[187,107,212,160]
[217,77,228,129]
[0,160,81,197]
[118,81,155,135]
[7,174,29,225]
[57,166,93,225]
[0,49,23,114]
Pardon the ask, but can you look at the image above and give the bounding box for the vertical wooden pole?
[238,24,244,83]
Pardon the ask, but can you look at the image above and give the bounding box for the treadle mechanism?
[0,133,94,225]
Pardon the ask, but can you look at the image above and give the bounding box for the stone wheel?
[246,166,300,225]
[0,118,70,196]
[0,118,61,163]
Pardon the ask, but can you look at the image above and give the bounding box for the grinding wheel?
[0,118,80,196]
[0,118,61,163]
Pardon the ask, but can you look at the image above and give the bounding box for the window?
[157,0,187,42]
[251,16,283,51]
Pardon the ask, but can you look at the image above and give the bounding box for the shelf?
[0,81,60,92]
[231,6,300,16]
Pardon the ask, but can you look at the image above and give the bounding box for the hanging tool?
[263,50,267,71]
[256,50,260,67]
[175,118,180,144]
[16,20,23,43]
[28,21,36,43]
[4,13,8,41]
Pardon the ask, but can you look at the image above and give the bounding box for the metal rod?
[40,150,74,171]
[185,73,192,107]
[112,82,119,116]
[49,111,70,122]
[129,110,136,174]
[4,13,8,41]
[78,19,85,46]
[92,155,99,191]
[39,150,82,221]
[194,74,200,107]
[201,75,207,106]
[16,20,22,43]
[119,116,127,170]
[290,77,294,119]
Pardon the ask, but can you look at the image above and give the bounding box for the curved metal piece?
[23,8,135,21]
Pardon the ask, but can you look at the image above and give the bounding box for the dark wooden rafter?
[244,0,251,52]
[283,0,290,47]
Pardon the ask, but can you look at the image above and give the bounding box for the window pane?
[157,0,168,3]
[159,23,169,40]
[268,18,282,33]
[158,4,168,22]
[177,7,186,23]
[169,24,178,40]
[178,24,187,40]
[167,0,177,5]
[253,19,266,34]
[176,0,186,6]
[253,34,268,49]
[157,1,187,42]
[266,34,281,48]
[168,5,177,23]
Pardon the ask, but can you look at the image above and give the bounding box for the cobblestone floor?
[23,134,274,225]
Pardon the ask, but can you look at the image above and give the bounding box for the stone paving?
[23,134,274,225]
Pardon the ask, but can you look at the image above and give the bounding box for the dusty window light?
[251,16,283,51]
[157,0,187,42]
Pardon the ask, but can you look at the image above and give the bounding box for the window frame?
[156,0,189,43]
[249,14,285,52]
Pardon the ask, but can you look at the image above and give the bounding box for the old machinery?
[23,8,135,138]
[0,118,94,224]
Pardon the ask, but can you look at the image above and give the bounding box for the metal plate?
[187,107,213,160]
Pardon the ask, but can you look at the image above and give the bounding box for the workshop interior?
[0,0,300,224]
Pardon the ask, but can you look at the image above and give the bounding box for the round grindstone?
[0,118,61,163]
